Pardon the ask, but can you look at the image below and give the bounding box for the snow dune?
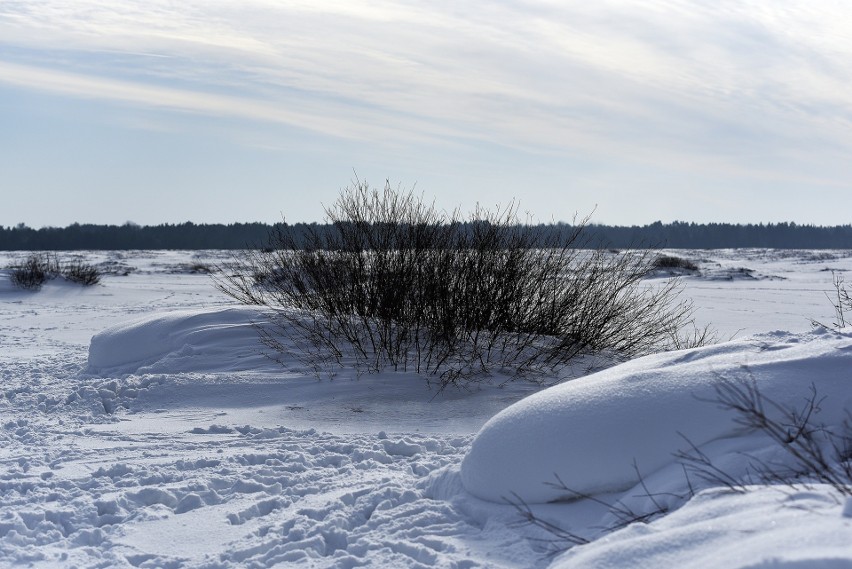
[87,306,278,374]
[462,328,852,503]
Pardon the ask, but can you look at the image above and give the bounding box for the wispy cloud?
[0,60,456,144]
[3,1,852,184]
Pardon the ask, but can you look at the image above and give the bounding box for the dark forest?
[2,220,852,250]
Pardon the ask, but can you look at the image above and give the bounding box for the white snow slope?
[2,249,852,568]
[462,327,852,502]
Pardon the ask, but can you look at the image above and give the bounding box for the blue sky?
[2,1,852,227]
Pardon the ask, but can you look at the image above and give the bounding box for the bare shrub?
[700,377,852,495]
[673,434,751,495]
[9,254,58,290]
[507,462,682,556]
[8,254,101,289]
[813,270,852,329]
[508,491,590,555]
[651,255,699,272]
[61,260,101,285]
[215,179,711,386]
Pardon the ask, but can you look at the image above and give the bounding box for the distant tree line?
[2,220,852,250]
[583,221,852,249]
[0,222,278,250]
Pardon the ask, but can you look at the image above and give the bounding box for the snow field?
[4,249,852,568]
[1,355,538,567]
[1,415,504,567]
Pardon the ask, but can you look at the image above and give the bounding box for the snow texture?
[3,249,852,568]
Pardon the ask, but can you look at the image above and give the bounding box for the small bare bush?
[701,378,852,495]
[8,254,101,289]
[652,255,699,272]
[508,462,682,556]
[9,254,58,290]
[62,260,101,285]
[813,270,852,329]
[216,179,712,386]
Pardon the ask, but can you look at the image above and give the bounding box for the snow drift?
[462,328,852,503]
[87,306,279,375]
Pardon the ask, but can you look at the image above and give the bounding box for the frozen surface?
[2,249,852,568]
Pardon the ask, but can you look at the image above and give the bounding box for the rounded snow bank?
[461,328,852,503]
[87,306,279,375]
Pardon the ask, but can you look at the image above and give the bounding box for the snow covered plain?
[2,249,852,568]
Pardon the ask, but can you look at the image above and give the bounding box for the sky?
[2,1,852,228]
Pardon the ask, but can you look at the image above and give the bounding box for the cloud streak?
[4,2,852,148]
[0,60,457,144]
[3,0,852,221]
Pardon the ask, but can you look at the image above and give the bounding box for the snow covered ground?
[2,249,852,568]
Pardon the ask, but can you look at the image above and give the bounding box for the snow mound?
[461,328,852,503]
[553,485,852,569]
[87,306,280,375]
